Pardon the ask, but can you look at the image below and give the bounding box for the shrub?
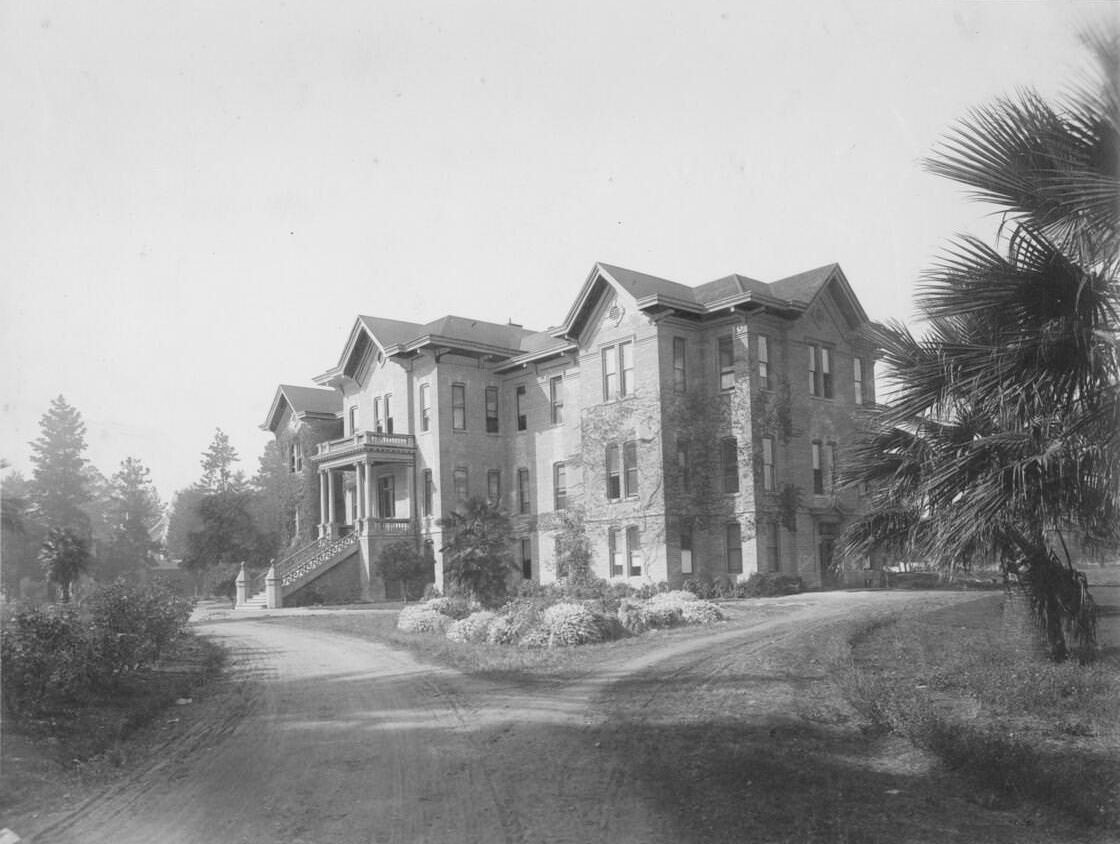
[446,611,497,644]
[1,606,89,717]
[396,605,451,634]
[518,627,551,648]
[740,572,803,598]
[424,596,473,620]
[680,599,725,625]
[682,577,717,600]
[649,590,699,605]
[542,603,603,646]
[494,599,544,644]
[617,599,649,635]
[84,581,194,684]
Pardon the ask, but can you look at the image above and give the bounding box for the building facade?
[261,261,877,602]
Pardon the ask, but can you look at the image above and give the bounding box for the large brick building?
[258,261,877,604]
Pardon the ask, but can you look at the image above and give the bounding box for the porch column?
[319,470,328,535]
[327,469,337,527]
[365,461,375,520]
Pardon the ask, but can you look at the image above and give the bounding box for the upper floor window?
[809,345,833,398]
[606,444,621,500]
[623,441,639,497]
[373,397,382,432]
[673,337,687,392]
[487,469,501,507]
[549,376,564,425]
[764,522,781,572]
[348,405,358,435]
[825,441,837,493]
[757,335,770,391]
[452,384,466,430]
[853,358,865,405]
[486,386,500,434]
[726,522,743,573]
[761,436,775,492]
[602,341,633,401]
[453,467,469,502]
[515,385,527,431]
[289,441,303,473]
[626,526,642,577]
[419,384,431,432]
[676,434,691,492]
[812,440,824,494]
[718,336,735,391]
[553,462,567,510]
[518,467,531,514]
[384,394,393,434]
[721,437,739,494]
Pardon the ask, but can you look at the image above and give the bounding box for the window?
[289,441,303,473]
[384,394,393,434]
[520,538,532,580]
[623,441,638,497]
[853,358,864,405]
[680,520,693,575]
[757,335,770,391]
[555,536,567,579]
[825,441,837,493]
[718,336,735,391]
[515,385,527,431]
[626,526,642,576]
[377,475,395,518]
[553,462,567,510]
[673,337,687,392]
[676,435,691,492]
[721,437,739,494]
[602,341,634,400]
[518,467,531,514]
[487,470,501,507]
[453,467,468,502]
[608,528,623,577]
[761,437,775,492]
[452,384,466,430]
[423,469,433,516]
[605,444,621,499]
[419,384,431,432]
[373,397,382,433]
[812,441,824,494]
[726,522,743,573]
[765,522,781,572]
[486,386,500,434]
[809,345,833,398]
[549,376,564,425]
[348,405,358,435]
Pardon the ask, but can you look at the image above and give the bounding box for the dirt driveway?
[24,590,1094,844]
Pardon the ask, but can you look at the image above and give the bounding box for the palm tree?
[39,526,92,603]
[843,29,1119,662]
[437,497,517,608]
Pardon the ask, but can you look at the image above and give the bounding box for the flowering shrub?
[2,606,89,717]
[423,596,473,620]
[518,627,551,648]
[680,600,725,625]
[649,590,699,605]
[541,603,603,646]
[85,581,194,682]
[445,611,497,644]
[617,599,649,635]
[396,605,451,634]
[491,599,543,644]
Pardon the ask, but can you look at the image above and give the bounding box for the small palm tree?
[39,526,92,603]
[438,497,517,608]
[843,29,1119,662]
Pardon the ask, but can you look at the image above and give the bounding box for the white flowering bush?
[517,627,551,648]
[542,602,603,646]
[424,596,473,620]
[445,610,497,644]
[397,604,451,634]
[617,599,649,635]
[679,599,725,625]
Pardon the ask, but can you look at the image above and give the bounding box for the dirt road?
[25,591,1090,844]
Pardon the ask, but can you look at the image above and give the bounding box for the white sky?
[1,0,1114,502]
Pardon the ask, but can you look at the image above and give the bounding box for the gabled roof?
[769,263,840,304]
[261,384,342,432]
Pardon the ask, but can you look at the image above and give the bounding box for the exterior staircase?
[237,532,360,609]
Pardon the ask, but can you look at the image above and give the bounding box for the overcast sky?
[1,1,1113,503]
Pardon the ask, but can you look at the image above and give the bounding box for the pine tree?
[250,440,302,559]
[198,429,245,493]
[102,457,163,580]
[29,396,91,534]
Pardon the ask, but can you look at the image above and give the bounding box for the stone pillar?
[265,564,281,610]
[235,562,249,607]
